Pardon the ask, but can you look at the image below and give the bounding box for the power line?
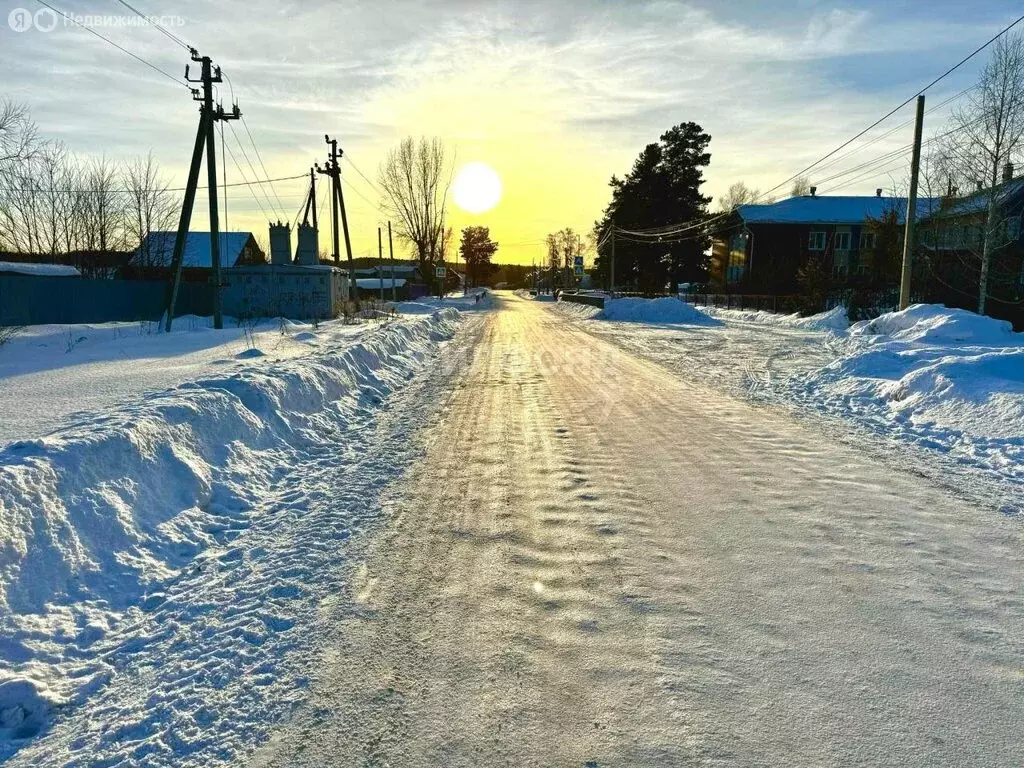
[754,12,1024,202]
[226,123,280,219]
[32,0,187,89]
[241,115,288,219]
[344,155,383,196]
[0,173,308,196]
[222,138,271,221]
[113,0,191,50]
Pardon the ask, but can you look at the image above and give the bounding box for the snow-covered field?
[0,304,479,764]
[553,297,1024,493]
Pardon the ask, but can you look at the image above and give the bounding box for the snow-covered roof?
[355,278,408,288]
[932,177,1024,219]
[0,261,81,277]
[134,232,256,268]
[737,195,940,225]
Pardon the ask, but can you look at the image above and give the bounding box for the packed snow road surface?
[263,292,1024,767]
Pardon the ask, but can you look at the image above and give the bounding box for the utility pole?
[165,49,239,332]
[899,94,925,311]
[318,136,355,298]
[378,226,385,302]
[388,221,396,302]
[609,223,616,297]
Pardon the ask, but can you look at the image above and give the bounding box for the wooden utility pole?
[609,223,616,297]
[165,49,239,332]
[378,226,385,302]
[899,94,925,311]
[388,221,396,302]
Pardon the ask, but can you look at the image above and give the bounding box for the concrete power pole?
[165,49,240,332]
[899,94,925,311]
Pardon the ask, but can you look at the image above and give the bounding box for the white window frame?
[808,231,827,251]
[834,231,852,251]
[859,231,876,250]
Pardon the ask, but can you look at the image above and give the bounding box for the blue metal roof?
[737,195,940,225]
[134,231,255,268]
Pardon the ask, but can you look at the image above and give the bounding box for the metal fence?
[560,293,606,309]
[0,275,213,326]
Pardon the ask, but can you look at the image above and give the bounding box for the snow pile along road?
[697,304,851,332]
[0,309,460,761]
[786,304,1024,485]
[555,296,720,325]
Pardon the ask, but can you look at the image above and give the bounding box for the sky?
[2,0,1022,264]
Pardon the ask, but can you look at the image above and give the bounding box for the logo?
[7,7,58,31]
[7,7,31,31]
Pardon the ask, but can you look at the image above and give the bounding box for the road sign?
[435,266,447,278]
[574,255,584,267]
[574,265,584,276]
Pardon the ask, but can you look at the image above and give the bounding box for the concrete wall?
[223,265,349,320]
[0,275,212,326]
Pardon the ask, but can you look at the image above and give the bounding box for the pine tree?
[594,122,712,293]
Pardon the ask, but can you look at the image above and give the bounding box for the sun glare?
[452,162,502,215]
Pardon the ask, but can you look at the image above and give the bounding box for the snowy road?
[261,292,1024,767]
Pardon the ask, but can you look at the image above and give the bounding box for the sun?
[452,162,502,215]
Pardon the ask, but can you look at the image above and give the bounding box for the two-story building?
[919,166,1024,321]
[710,190,934,294]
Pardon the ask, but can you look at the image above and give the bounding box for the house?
[710,190,938,294]
[354,277,411,301]
[919,165,1024,320]
[126,231,266,281]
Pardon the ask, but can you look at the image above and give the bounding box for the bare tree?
[717,181,760,212]
[941,33,1024,313]
[123,152,177,267]
[0,100,41,253]
[0,99,36,167]
[81,155,124,253]
[378,137,453,269]
[790,175,811,197]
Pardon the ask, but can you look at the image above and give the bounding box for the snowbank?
[851,303,1016,344]
[787,304,1024,482]
[0,315,369,444]
[697,305,850,332]
[398,290,494,315]
[599,297,721,325]
[0,309,460,758]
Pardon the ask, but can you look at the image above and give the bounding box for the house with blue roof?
[130,231,266,275]
[710,189,938,294]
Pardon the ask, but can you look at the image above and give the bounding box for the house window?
[809,231,827,251]
[859,231,876,250]
[832,251,850,280]
[835,231,851,251]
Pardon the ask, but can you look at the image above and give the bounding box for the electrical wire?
[753,12,1024,203]
[241,115,288,219]
[226,123,280,219]
[32,0,188,89]
[222,139,271,221]
[113,0,191,50]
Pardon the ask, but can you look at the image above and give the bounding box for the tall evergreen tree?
[594,122,712,292]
